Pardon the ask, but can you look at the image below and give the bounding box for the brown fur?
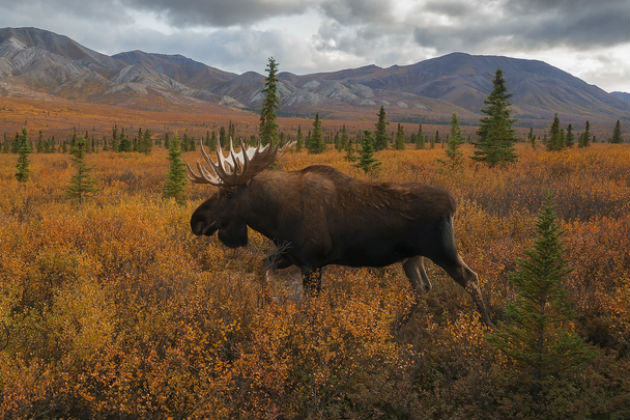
[191,164,492,324]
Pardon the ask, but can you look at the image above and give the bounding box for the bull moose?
[186,139,492,325]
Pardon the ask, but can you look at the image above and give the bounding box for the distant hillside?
[611,91,629,106]
[1,27,627,126]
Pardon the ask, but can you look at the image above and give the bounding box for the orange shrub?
[0,143,628,419]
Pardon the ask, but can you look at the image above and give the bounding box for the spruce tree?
[118,129,131,152]
[472,69,517,166]
[578,121,591,148]
[354,130,381,174]
[333,131,342,151]
[415,123,425,149]
[340,125,349,152]
[308,113,324,154]
[610,120,622,143]
[66,137,98,204]
[162,134,187,205]
[547,114,563,151]
[228,120,236,142]
[528,127,536,149]
[15,128,31,182]
[209,131,217,151]
[219,126,227,147]
[394,123,405,150]
[138,128,152,154]
[489,193,594,392]
[565,124,574,147]
[36,130,44,153]
[164,132,171,150]
[438,113,465,170]
[344,136,357,162]
[259,57,280,146]
[374,105,389,151]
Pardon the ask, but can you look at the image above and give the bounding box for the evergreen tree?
[438,113,465,170]
[228,120,236,142]
[15,128,30,182]
[374,105,389,151]
[111,125,119,152]
[565,124,574,147]
[394,123,405,150]
[340,125,349,152]
[415,123,425,149]
[219,126,227,147]
[209,131,217,151]
[334,131,342,151]
[489,193,595,393]
[354,130,381,174]
[36,130,44,153]
[610,120,622,143]
[259,57,280,145]
[162,134,187,205]
[11,132,20,153]
[118,128,132,152]
[308,113,324,154]
[164,132,171,150]
[472,69,517,166]
[138,128,153,154]
[344,134,357,162]
[528,127,536,149]
[66,137,98,204]
[578,121,591,148]
[547,114,564,151]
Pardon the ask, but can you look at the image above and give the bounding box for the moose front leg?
[301,268,322,294]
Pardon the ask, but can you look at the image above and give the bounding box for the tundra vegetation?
[0,138,628,419]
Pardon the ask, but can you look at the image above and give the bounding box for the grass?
[0,143,628,419]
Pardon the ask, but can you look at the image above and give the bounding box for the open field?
[1,97,625,142]
[0,143,629,419]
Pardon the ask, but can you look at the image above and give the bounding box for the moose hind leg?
[403,256,432,294]
[437,253,492,325]
[430,217,492,325]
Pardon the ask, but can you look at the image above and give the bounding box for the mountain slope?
[0,27,627,125]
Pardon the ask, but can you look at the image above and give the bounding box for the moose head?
[186,139,293,248]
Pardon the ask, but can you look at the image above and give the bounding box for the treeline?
[1,116,623,157]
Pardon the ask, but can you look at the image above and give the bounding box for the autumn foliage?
[0,143,628,419]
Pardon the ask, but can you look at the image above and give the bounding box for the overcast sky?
[1,0,628,92]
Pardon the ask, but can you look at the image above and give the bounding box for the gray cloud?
[0,0,627,91]
[411,0,629,53]
[123,0,312,26]
[424,0,478,18]
[319,0,394,24]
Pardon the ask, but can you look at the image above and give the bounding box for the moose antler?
[186,138,294,186]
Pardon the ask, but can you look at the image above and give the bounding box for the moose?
[186,139,492,325]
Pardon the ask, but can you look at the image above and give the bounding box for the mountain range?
[0,27,627,127]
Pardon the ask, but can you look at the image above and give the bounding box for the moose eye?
[225,190,234,199]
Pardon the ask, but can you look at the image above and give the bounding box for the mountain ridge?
[0,27,627,126]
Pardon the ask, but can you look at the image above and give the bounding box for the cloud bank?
[0,0,628,91]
